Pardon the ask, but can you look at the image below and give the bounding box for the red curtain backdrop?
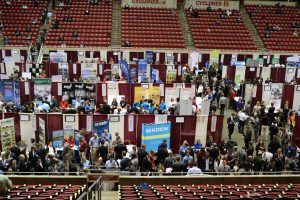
[237,54,245,61]
[270,67,286,83]
[159,53,166,64]
[223,54,232,66]
[47,114,63,142]
[118,83,131,104]
[79,114,87,131]
[227,66,236,82]
[251,84,263,106]
[282,84,294,107]
[124,114,137,144]
[279,55,292,66]
[245,66,257,82]
[151,64,167,83]
[200,54,210,68]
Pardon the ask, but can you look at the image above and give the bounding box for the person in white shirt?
[187,161,203,176]
[197,84,204,97]
[238,110,248,133]
[262,147,273,162]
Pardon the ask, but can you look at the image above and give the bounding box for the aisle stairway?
[240,5,266,52]
[178,3,195,50]
[111,0,122,49]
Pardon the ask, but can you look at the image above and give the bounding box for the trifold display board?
[52,129,80,148]
[262,83,283,111]
[142,122,171,152]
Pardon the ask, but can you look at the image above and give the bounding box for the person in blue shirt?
[182,149,193,166]
[159,100,167,114]
[141,72,147,83]
[101,129,112,143]
[84,100,92,114]
[148,103,155,114]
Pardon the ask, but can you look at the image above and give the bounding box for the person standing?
[89,133,100,164]
[79,136,87,164]
[243,127,252,149]
[227,113,235,140]
[219,93,227,115]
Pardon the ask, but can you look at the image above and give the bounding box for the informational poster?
[34,78,52,101]
[134,86,147,102]
[151,68,159,82]
[50,52,68,63]
[102,83,107,96]
[64,129,74,139]
[145,51,154,63]
[210,116,217,132]
[38,118,46,145]
[155,115,168,124]
[128,115,134,132]
[93,120,109,137]
[252,85,257,98]
[52,130,64,148]
[63,114,78,130]
[86,115,93,132]
[0,80,21,108]
[166,53,174,65]
[269,83,283,111]
[81,63,97,82]
[142,122,171,152]
[297,68,300,79]
[62,83,96,100]
[166,69,177,83]
[180,88,194,101]
[58,63,68,80]
[0,118,15,151]
[165,87,179,107]
[148,86,160,105]
[130,68,136,83]
[285,67,296,83]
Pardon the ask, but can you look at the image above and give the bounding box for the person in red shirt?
[79,136,87,163]
[59,99,69,111]
[66,135,75,161]
[229,89,236,109]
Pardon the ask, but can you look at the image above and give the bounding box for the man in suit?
[199,152,213,172]
[172,157,184,174]
[227,113,236,140]
[28,146,38,170]
[114,139,127,160]
[253,151,263,174]
[268,102,276,121]
[137,144,147,170]
[0,153,10,172]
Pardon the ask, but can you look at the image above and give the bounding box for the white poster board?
[165,87,179,107]
[285,67,296,83]
[293,85,300,111]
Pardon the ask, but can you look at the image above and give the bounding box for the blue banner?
[151,68,157,82]
[145,51,154,63]
[231,61,246,67]
[0,81,21,108]
[138,61,147,83]
[118,60,129,81]
[142,122,171,152]
[130,68,136,83]
[93,120,109,137]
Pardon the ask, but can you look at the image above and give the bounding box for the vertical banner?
[34,78,52,101]
[151,68,159,82]
[138,61,147,83]
[166,69,177,83]
[142,122,171,152]
[210,115,217,132]
[145,51,154,63]
[38,118,46,145]
[130,68,136,83]
[210,50,220,69]
[0,118,15,151]
[118,60,130,81]
[58,63,69,80]
[52,130,64,148]
[93,120,109,137]
[148,86,160,105]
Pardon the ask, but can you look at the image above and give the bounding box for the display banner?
[210,49,220,69]
[166,69,177,83]
[58,63,68,80]
[145,51,154,63]
[149,86,160,105]
[81,63,97,82]
[130,68,136,83]
[118,60,130,81]
[50,52,67,63]
[62,82,96,103]
[142,122,171,152]
[285,67,296,83]
[134,86,147,102]
[272,58,280,65]
[38,118,46,145]
[269,83,283,111]
[151,68,159,82]
[122,0,177,8]
[34,78,52,101]
[53,130,64,148]
[165,87,179,107]
[0,118,15,151]
[93,120,109,137]
[0,80,21,108]
[138,61,147,83]
[185,0,239,10]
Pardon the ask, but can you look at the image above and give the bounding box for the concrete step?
[178,3,194,49]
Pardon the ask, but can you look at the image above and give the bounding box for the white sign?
[211,115,217,132]
[86,115,92,132]
[128,115,134,132]
[52,75,63,82]
[122,0,177,8]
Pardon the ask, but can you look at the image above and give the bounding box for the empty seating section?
[45,0,112,47]
[119,184,300,199]
[121,8,185,48]
[0,0,47,46]
[0,184,86,200]
[245,5,300,51]
[186,9,257,50]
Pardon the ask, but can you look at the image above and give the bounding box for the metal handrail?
[87,176,102,200]
[36,44,44,64]
[77,192,87,200]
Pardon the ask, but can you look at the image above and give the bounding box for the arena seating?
[121,7,185,48]
[245,5,300,51]
[45,0,112,47]
[0,184,86,199]
[185,9,257,51]
[119,183,300,199]
[0,0,47,46]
